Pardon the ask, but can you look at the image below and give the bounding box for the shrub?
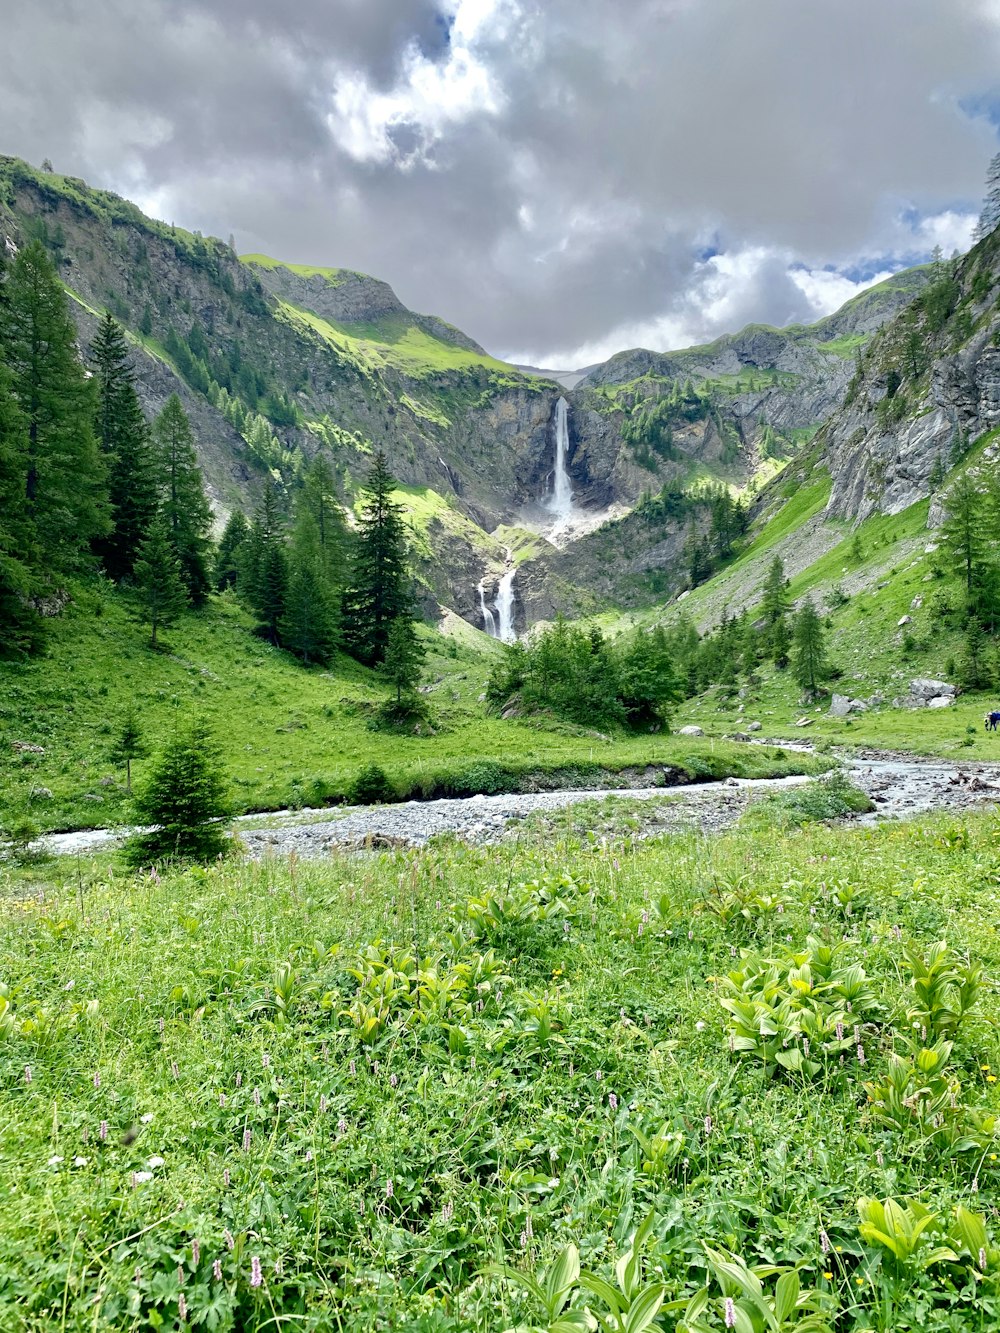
[346,763,397,805]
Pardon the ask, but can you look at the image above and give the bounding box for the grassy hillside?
[0,588,815,837]
[3,800,999,1329]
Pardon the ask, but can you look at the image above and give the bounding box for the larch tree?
[133,512,187,648]
[90,312,158,579]
[791,599,828,695]
[152,394,213,604]
[942,472,987,595]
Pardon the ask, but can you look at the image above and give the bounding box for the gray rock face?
[910,678,957,700]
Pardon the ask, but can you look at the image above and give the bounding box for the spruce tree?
[0,240,108,574]
[791,599,828,694]
[214,510,249,591]
[942,473,987,594]
[341,452,412,666]
[124,719,230,865]
[246,481,287,644]
[133,513,187,648]
[108,704,147,795]
[152,394,213,604]
[760,555,791,665]
[0,359,42,655]
[960,618,991,691]
[90,313,158,579]
[299,453,347,582]
[382,616,426,703]
[281,517,338,664]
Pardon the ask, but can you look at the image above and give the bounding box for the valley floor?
[3,799,1000,1330]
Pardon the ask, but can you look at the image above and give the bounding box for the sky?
[2,0,999,366]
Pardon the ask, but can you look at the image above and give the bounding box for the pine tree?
[298,453,347,582]
[942,472,987,594]
[760,554,791,665]
[108,704,147,795]
[152,394,213,604]
[974,151,1000,242]
[341,452,412,666]
[133,513,187,648]
[124,719,230,865]
[90,313,158,579]
[246,481,287,644]
[281,518,338,664]
[214,510,249,591]
[960,618,992,691]
[0,361,42,656]
[0,240,108,574]
[791,599,828,694]
[381,616,426,703]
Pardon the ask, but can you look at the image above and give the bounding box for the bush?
[346,763,397,805]
[123,720,231,866]
[744,771,874,830]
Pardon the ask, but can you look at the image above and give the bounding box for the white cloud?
[912,208,978,254]
[788,266,895,317]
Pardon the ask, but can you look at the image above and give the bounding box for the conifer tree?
[760,555,791,664]
[281,518,338,664]
[90,313,158,579]
[960,618,991,691]
[133,513,187,648]
[298,453,347,581]
[109,704,147,795]
[382,616,426,703]
[791,599,828,694]
[124,719,230,865]
[0,240,108,574]
[152,394,213,604]
[246,481,287,644]
[214,510,249,591]
[342,452,412,666]
[942,472,987,594]
[0,362,42,655]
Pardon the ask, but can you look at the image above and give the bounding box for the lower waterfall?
[477,582,498,637]
[496,567,516,643]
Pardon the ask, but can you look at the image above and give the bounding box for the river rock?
[927,695,954,708]
[910,678,956,700]
[678,725,704,737]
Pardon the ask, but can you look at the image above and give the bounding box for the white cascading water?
[496,563,516,642]
[477,582,498,638]
[546,395,574,524]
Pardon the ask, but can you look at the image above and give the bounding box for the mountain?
[0,154,939,635]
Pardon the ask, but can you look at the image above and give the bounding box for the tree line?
[0,238,420,691]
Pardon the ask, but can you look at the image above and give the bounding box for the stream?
[34,749,1000,860]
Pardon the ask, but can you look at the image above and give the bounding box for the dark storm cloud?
[1,0,999,363]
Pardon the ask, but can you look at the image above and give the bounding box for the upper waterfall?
[545,396,574,526]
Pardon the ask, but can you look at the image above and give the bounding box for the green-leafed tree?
[760,554,791,665]
[246,481,287,644]
[0,239,108,575]
[109,704,147,795]
[791,599,828,695]
[960,618,992,691]
[124,719,230,866]
[133,512,187,648]
[281,518,338,664]
[90,313,158,580]
[381,615,426,703]
[615,626,682,728]
[214,510,249,591]
[152,394,213,604]
[298,453,347,583]
[942,472,988,595]
[342,451,412,666]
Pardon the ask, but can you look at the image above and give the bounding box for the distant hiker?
[985,711,1000,731]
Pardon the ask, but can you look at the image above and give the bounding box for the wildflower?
[441,1201,454,1224]
[192,1239,200,1266]
[171,1061,179,1079]
[857,1044,865,1066]
[704,1115,713,1136]
[253,1087,261,1107]
[337,1118,348,1135]
[595,1070,603,1081]
[305,1149,313,1162]
[724,1296,736,1328]
[133,1171,153,1184]
[973,1176,980,1193]
[147,1155,165,1169]
[609,1093,618,1111]
[250,1255,262,1288]
[235,1072,243,1088]
[178,1293,187,1321]
[823,1270,833,1280]
[158,1016,165,1034]
[854,1277,864,1287]
[47,1155,64,1167]
[695,1021,705,1032]
[141,1113,153,1124]
[219,1093,226,1108]
[835,1022,844,1042]
[385,1178,394,1199]
[728,1032,735,1054]
[359,1197,366,1215]
[803,1038,810,1056]
[389,1074,398,1088]
[99,1120,108,1142]
[262,1053,270,1069]
[177,1265,185,1286]
[520,1230,529,1248]
[989,1076,997,1084]
[321,1042,329,1058]
[349,1060,356,1076]
[981,1248,988,1271]
[224,1228,235,1251]
[876,1150,884,1167]
[24,1066,31,1085]
[93,1072,101,1090]
[470,1056,476,1070]
[243,1127,252,1152]
[223,1168,231,1189]
[73,1156,88,1167]
[820,1229,830,1255]
[213,1259,223,1281]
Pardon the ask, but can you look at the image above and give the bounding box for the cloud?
[1,0,999,365]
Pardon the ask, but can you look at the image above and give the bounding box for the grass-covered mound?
[2,807,999,1329]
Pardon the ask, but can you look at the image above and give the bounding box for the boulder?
[927,695,953,709]
[849,699,869,713]
[794,716,814,727]
[29,786,53,800]
[829,693,852,718]
[11,741,45,754]
[910,678,956,700]
[747,721,762,732]
[678,725,704,737]
[910,596,923,610]
[897,615,912,627]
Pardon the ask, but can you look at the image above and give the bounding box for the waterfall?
[546,396,574,523]
[477,582,497,637]
[496,567,516,642]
